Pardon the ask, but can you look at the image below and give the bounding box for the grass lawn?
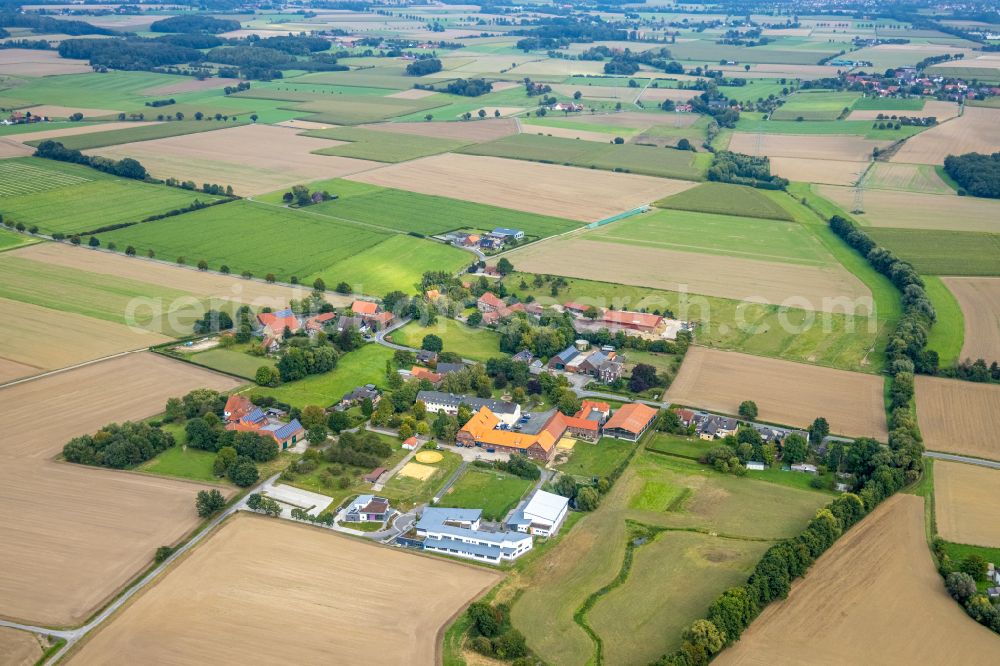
[339,520,384,532]
[0,228,40,252]
[184,347,273,380]
[653,181,794,221]
[459,133,706,181]
[138,444,221,484]
[744,466,837,494]
[0,158,225,235]
[557,437,636,479]
[923,276,965,367]
[24,120,240,151]
[380,449,463,510]
[305,125,470,162]
[646,432,707,460]
[390,318,502,362]
[255,343,395,409]
[436,466,533,520]
[771,90,861,121]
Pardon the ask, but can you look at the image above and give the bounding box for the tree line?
[34,140,146,180]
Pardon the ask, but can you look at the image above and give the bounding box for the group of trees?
[322,430,392,469]
[192,309,234,335]
[943,152,1000,198]
[464,602,529,662]
[195,489,226,518]
[707,151,788,189]
[276,345,339,383]
[281,184,334,206]
[63,421,174,469]
[938,541,1000,634]
[34,140,147,180]
[405,56,442,76]
[150,15,240,34]
[246,492,282,516]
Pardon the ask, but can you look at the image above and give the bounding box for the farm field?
[923,276,965,368]
[436,467,533,520]
[654,182,794,220]
[769,156,867,186]
[255,343,394,409]
[85,124,379,195]
[0,158,225,235]
[941,277,1000,362]
[29,120,240,151]
[934,461,1000,548]
[458,133,707,181]
[847,99,959,121]
[915,376,1000,461]
[862,162,955,194]
[0,48,90,76]
[668,346,888,438]
[304,125,469,162]
[345,153,692,222]
[865,228,1000,276]
[715,495,1000,666]
[817,185,1000,233]
[0,227,39,252]
[391,318,501,362]
[731,117,926,140]
[0,353,239,626]
[65,515,501,665]
[178,347,270,380]
[359,117,519,142]
[770,91,860,121]
[0,628,43,666]
[891,106,1000,165]
[727,132,889,161]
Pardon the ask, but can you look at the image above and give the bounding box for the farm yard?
[0,353,238,626]
[715,495,1000,666]
[667,347,888,438]
[934,461,1000,549]
[915,376,1000,461]
[64,515,501,665]
[941,277,1000,362]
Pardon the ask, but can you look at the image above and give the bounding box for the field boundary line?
[0,348,146,391]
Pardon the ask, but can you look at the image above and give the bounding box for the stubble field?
[891,106,1000,165]
[728,132,890,161]
[667,347,888,438]
[0,353,239,626]
[715,495,1000,666]
[345,153,689,222]
[769,156,866,186]
[862,162,954,194]
[0,628,42,666]
[941,277,1000,361]
[915,375,1000,461]
[817,185,1000,233]
[0,48,91,75]
[360,118,518,141]
[934,461,1000,548]
[66,515,500,665]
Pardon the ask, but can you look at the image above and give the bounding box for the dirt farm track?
[0,353,239,626]
[715,495,1000,665]
[66,514,501,665]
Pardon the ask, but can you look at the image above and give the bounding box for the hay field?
[502,237,871,313]
[523,123,614,142]
[728,132,889,161]
[0,353,238,626]
[892,106,1000,165]
[67,515,500,665]
[0,628,42,666]
[942,277,1000,361]
[916,376,1000,461]
[23,104,119,119]
[0,121,160,145]
[346,153,688,222]
[716,495,999,666]
[863,162,954,194]
[817,185,1000,233]
[668,347,888,438]
[639,87,700,103]
[0,49,91,75]
[86,124,380,195]
[770,157,866,186]
[361,118,518,141]
[935,461,1000,548]
[847,100,959,121]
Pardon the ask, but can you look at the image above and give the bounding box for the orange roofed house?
[351,300,378,316]
[562,400,611,443]
[602,403,659,442]
[223,394,304,450]
[458,407,566,461]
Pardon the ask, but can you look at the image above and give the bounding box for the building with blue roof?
[413,507,532,564]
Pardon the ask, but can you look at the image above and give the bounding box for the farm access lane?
[923,451,1000,470]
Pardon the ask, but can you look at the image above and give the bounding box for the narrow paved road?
[923,451,1000,470]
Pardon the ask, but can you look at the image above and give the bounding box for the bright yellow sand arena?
[415,451,444,464]
[398,463,436,480]
[557,437,577,450]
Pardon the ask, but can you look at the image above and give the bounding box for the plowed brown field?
[941,277,1000,361]
[715,495,1000,666]
[67,515,500,665]
[916,375,1000,461]
[667,347,887,438]
[935,461,1000,548]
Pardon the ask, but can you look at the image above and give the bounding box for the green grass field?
[0,228,39,252]
[27,120,240,151]
[182,347,274,380]
[390,318,501,362]
[380,449,463,510]
[923,276,965,367]
[558,437,636,479]
[653,182,794,221]
[590,208,837,267]
[771,91,861,121]
[0,158,224,235]
[645,432,707,460]
[459,133,707,181]
[733,117,927,140]
[865,228,1000,276]
[436,466,533,520]
[138,444,221,484]
[852,97,926,111]
[304,125,470,162]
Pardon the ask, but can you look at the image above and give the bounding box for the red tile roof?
[478,292,504,309]
[351,300,378,315]
[602,310,662,329]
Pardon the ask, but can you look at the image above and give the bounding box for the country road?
[922,451,1000,470]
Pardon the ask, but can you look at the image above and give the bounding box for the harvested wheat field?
[0,353,239,626]
[717,63,841,79]
[85,124,379,195]
[522,123,615,142]
[0,120,158,145]
[892,106,1000,165]
[23,104,119,119]
[942,277,1000,361]
[935,461,1000,548]
[361,118,518,142]
[0,49,91,75]
[9,243,352,310]
[347,153,692,222]
[0,296,170,381]
[847,100,959,122]
[729,133,890,161]
[275,119,332,131]
[503,238,871,312]
[67,515,501,665]
[668,347,887,438]
[916,375,1000,461]
[639,87,701,103]
[142,77,240,96]
[862,162,954,194]
[0,628,42,666]
[0,357,37,384]
[0,136,33,159]
[716,495,1000,666]
[770,157,866,186]
[817,185,1000,233]
[385,88,439,99]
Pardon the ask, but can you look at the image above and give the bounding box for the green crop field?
[255,343,395,409]
[295,67,415,90]
[436,467,533,520]
[852,97,926,111]
[0,158,224,235]
[390,318,501,362]
[645,432,708,460]
[277,94,448,125]
[27,120,240,151]
[182,347,274,380]
[922,276,965,367]
[733,117,927,140]
[667,40,829,65]
[305,125,469,162]
[521,116,642,137]
[771,91,861,121]
[866,228,1000,276]
[654,182,794,221]
[558,437,636,479]
[0,228,37,252]
[267,178,581,239]
[589,208,837,267]
[459,133,707,181]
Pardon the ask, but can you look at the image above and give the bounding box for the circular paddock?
[415,450,443,464]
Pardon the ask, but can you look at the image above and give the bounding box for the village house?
[223,394,304,450]
[696,414,739,440]
[401,436,420,451]
[550,101,583,113]
[344,495,391,523]
[351,300,379,317]
[508,490,569,538]
[602,403,658,442]
[304,312,336,334]
[407,507,533,564]
[416,349,439,365]
[416,391,521,425]
[337,383,380,410]
[561,400,610,443]
[409,366,443,384]
[257,308,300,338]
[477,292,505,313]
[457,406,565,461]
[335,315,367,333]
